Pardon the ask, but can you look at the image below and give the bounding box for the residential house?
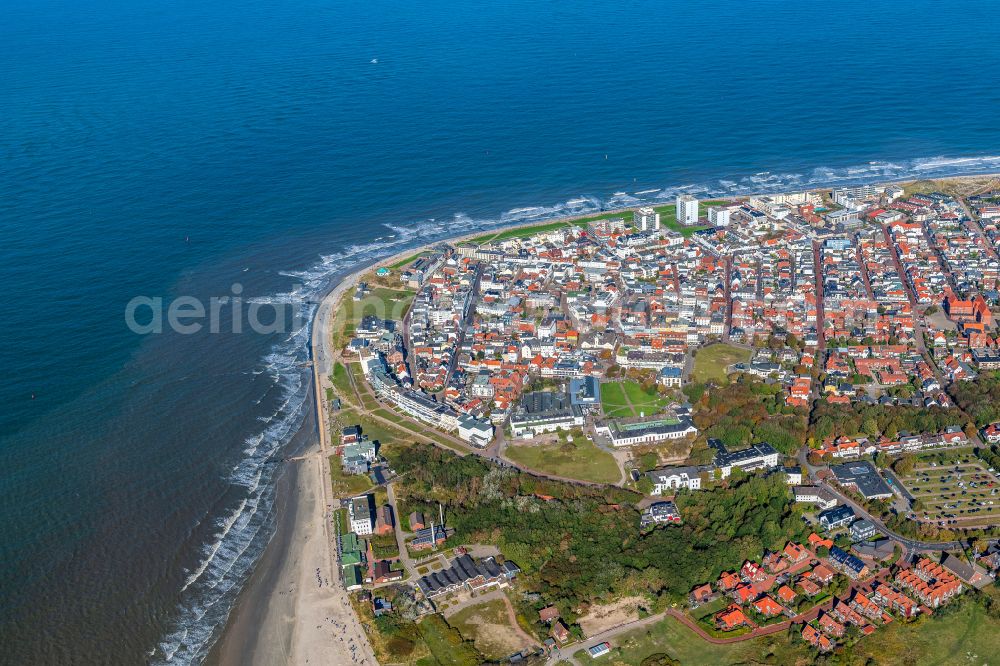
[741,560,768,584]
[802,624,834,652]
[715,604,749,631]
[551,620,571,644]
[809,564,836,585]
[776,585,797,605]
[819,505,856,530]
[373,560,403,584]
[849,519,877,542]
[829,546,869,579]
[752,595,786,617]
[718,571,740,591]
[374,505,395,536]
[690,584,714,606]
[538,606,560,624]
[409,511,426,531]
[818,611,845,638]
[783,542,809,564]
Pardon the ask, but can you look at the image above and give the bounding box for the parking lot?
[896,451,1000,528]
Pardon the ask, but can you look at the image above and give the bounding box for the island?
[239,174,1000,666]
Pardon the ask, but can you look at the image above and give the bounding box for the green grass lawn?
[582,596,1000,666]
[333,507,348,534]
[467,210,643,246]
[652,205,709,237]
[504,434,620,484]
[415,615,483,666]
[333,287,415,347]
[600,380,671,418]
[621,380,672,414]
[346,362,383,410]
[845,596,1000,665]
[370,533,401,560]
[388,250,430,270]
[337,407,414,448]
[692,344,750,383]
[467,200,732,247]
[332,362,354,401]
[466,220,572,245]
[689,596,730,621]
[600,381,631,416]
[330,458,373,497]
[575,615,784,666]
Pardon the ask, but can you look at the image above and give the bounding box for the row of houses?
[817,428,968,460]
[415,554,520,599]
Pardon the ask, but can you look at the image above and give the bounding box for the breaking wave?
[152,152,1000,663]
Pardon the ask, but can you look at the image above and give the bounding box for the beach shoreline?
[206,169,1000,665]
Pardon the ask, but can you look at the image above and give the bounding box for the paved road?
[796,447,970,551]
[811,240,826,352]
[545,566,889,664]
[954,195,1000,261]
[819,480,969,551]
[385,482,419,576]
[310,276,379,666]
[339,347,615,489]
[879,223,942,383]
[545,612,664,666]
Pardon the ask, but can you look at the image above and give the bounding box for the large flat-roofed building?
[830,461,893,500]
[641,500,682,526]
[677,195,699,226]
[634,207,660,232]
[457,414,494,447]
[349,494,375,535]
[793,485,838,510]
[510,390,584,437]
[971,347,1000,370]
[597,415,698,447]
[713,442,780,478]
[364,355,463,431]
[707,205,732,227]
[569,376,601,409]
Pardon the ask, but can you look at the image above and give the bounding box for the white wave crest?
[153,151,1000,663]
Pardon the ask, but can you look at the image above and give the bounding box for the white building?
[714,443,780,478]
[457,414,494,447]
[782,466,803,485]
[647,465,704,493]
[707,205,732,227]
[349,494,375,535]
[596,416,698,447]
[676,195,699,226]
[634,207,660,232]
[885,185,904,202]
[509,391,585,438]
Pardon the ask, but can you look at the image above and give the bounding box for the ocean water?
[2,0,1000,662]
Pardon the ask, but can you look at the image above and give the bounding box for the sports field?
[600,380,673,418]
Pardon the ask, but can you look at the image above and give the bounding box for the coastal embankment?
[207,170,1000,665]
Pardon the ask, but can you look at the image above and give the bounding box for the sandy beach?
[206,170,1000,666]
[208,266,377,666]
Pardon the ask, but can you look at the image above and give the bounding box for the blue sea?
[2,0,1000,662]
